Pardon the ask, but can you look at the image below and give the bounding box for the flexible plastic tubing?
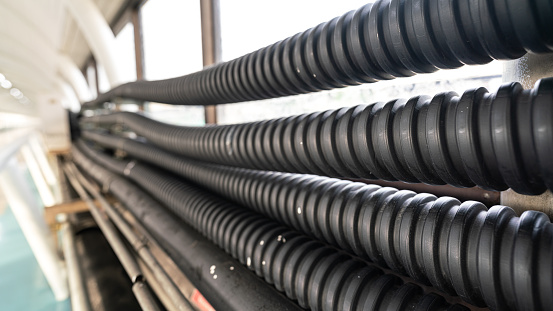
[81,0,553,108]
[70,147,303,311]
[73,142,472,311]
[82,77,553,195]
[78,136,553,311]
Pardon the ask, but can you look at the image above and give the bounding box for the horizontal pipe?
[350,179,500,207]
[72,142,474,311]
[67,161,194,311]
[82,0,553,108]
[136,257,177,311]
[68,215,141,310]
[71,147,303,311]
[82,128,501,206]
[82,77,553,195]
[63,164,160,311]
[76,138,553,310]
[109,203,213,311]
[117,202,214,311]
[63,163,143,282]
[131,282,161,311]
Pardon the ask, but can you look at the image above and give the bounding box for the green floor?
[0,207,70,311]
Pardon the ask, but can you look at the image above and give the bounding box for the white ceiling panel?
[0,0,129,117]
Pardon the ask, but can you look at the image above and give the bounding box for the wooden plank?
[44,196,117,225]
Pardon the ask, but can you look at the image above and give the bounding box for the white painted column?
[28,135,63,204]
[0,129,32,172]
[0,159,68,301]
[63,0,124,87]
[20,144,56,207]
[28,136,58,187]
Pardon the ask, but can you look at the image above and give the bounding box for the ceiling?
[0,0,127,116]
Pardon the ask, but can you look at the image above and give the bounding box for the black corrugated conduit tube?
[81,0,553,108]
[70,147,302,311]
[77,137,553,311]
[73,142,473,311]
[82,78,553,195]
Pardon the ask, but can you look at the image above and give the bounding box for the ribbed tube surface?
[82,0,553,108]
[70,148,302,311]
[83,78,553,195]
[78,138,553,311]
[73,142,470,311]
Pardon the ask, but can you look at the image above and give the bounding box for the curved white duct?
[58,55,93,102]
[56,79,81,112]
[63,0,125,88]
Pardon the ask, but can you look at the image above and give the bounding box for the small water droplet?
[230,266,234,271]
[277,235,282,241]
[247,257,251,267]
[262,261,266,265]
[297,207,302,214]
[259,240,265,246]
[213,275,218,279]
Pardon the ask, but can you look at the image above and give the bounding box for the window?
[141,0,205,125]
[142,0,203,79]
[114,22,137,83]
[216,1,503,124]
[220,0,372,61]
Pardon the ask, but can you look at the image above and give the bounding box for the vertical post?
[501,54,553,219]
[92,57,101,97]
[132,5,145,81]
[131,4,146,111]
[200,0,222,125]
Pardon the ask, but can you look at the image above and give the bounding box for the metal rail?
[71,147,304,311]
[66,161,194,311]
[62,163,161,311]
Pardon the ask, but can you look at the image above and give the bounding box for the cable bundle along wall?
[82,0,553,108]
[83,77,553,195]
[73,142,475,311]
[70,147,302,311]
[75,0,553,310]
[80,131,553,311]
